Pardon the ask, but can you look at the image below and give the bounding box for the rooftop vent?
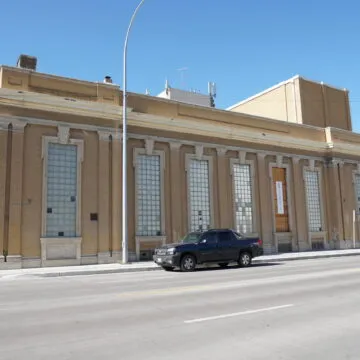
[17,54,37,71]
[103,76,113,84]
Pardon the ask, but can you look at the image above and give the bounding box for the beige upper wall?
[228,76,352,131]
[1,65,359,158]
[227,77,302,124]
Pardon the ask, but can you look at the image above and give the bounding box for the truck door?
[197,232,220,262]
[217,231,238,261]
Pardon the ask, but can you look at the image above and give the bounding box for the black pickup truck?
[153,228,263,272]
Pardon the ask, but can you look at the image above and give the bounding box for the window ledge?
[135,236,167,261]
[40,237,82,267]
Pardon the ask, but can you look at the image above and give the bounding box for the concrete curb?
[38,265,162,278]
[1,250,360,279]
[253,250,360,263]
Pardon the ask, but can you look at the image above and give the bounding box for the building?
[0,54,360,269]
[157,80,216,108]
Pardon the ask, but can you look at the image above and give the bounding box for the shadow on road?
[186,262,283,273]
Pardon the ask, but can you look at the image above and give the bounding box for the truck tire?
[180,254,196,272]
[238,252,252,267]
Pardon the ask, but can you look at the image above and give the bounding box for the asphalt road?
[1,257,360,360]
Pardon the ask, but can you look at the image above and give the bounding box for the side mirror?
[199,238,207,244]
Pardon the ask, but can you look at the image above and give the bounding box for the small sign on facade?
[276,181,284,214]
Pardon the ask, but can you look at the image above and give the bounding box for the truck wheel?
[180,254,196,272]
[238,252,252,267]
[162,266,174,272]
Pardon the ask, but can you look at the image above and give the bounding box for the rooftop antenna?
[165,79,171,95]
[208,81,217,108]
[208,81,217,98]
[177,67,188,89]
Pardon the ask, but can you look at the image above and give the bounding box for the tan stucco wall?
[340,163,357,241]
[299,78,352,131]
[79,129,98,258]
[21,124,51,257]
[230,84,290,122]
[1,64,360,268]
[0,129,8,256]
[229,76,352,131]
[1,118,360,266]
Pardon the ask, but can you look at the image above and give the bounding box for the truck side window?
[200,232,217,244]
[218,231,233,242]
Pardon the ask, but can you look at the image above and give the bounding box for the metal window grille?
[188,159,211,232]
[354,174,360,213]
[136,154,161,236]
[304,170,322,232]
[46,143,78,237]
[233,163,253,234]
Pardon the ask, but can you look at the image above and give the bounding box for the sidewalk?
[1,249,360,279]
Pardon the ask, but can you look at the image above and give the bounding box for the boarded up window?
[272,167,290,232]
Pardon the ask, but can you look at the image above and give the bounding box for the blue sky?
[2,0,360,130]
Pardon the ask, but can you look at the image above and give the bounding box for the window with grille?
[188,159,211,232]
[304,170,322,232]
[354,174,360,213]
[136,154,162,236]
[232,163,253,234]
[46,143,78,237]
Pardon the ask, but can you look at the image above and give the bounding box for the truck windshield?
[182,233,201,243]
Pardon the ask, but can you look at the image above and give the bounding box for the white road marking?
[184,304,294,324]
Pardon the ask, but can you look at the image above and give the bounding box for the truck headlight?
[167,247,176,255]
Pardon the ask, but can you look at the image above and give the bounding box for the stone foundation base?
[0,255,22,270]
[2,251,157,269]
[336,239,360,249]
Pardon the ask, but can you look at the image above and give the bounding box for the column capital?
[12,120,27,133]
[195,145,204,160]
[111,131,122,142]
[256,152,267,161]
[325,157,343,168]
[308,159,315,170]
[238,150,247,164]
[57,125,70,144]
[216,147,227,156]
[169,142,182,151]
[97,130,112,142]
[0,119,11,131]
[292,156,301,165]
[144,138,154,155]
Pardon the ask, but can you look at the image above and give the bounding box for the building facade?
[1,57,360,269]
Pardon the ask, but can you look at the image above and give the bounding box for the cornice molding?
[0,88,132,120]
[128,112,326,153]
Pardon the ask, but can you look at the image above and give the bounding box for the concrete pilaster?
[216,148,231,228]
[292,157,309,251]
[325,159,345,248]
[97,131,111,263]
[7,121,26,266]
[0,125,8,259]
[169,142,182,242]
[256,153,274,254]
[111,132,122,260]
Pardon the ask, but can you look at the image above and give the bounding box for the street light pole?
[122,0,147,264]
